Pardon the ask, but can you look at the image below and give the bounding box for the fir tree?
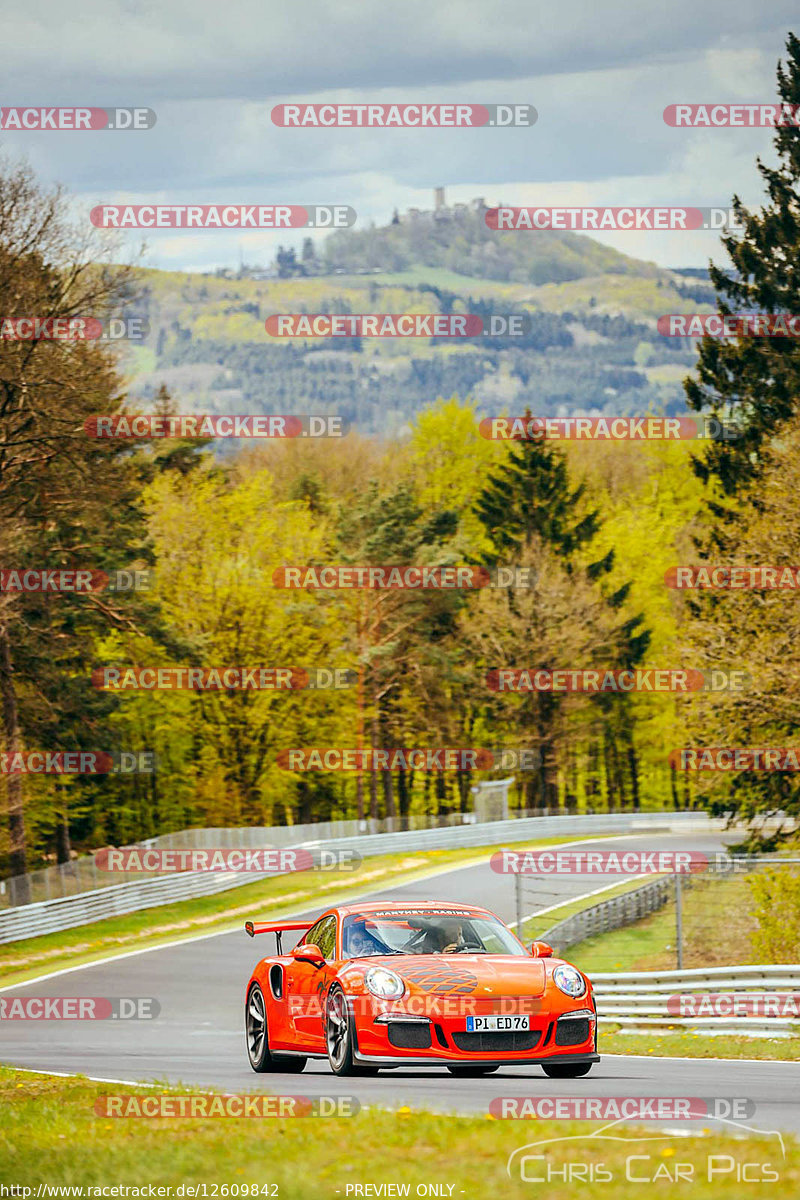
[686,33,800,498]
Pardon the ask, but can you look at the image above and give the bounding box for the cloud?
[1,2,795,269]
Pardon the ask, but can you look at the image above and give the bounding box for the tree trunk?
[369,708,379,819]
[628,739,642,816]
[397,765,409,819]
[55,783,72,865]
[603,731,616,812]
[0,624,31,902]
[382,768,396,822]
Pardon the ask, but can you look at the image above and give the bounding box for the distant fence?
[0,810,715,944]
[540,875,681,954]
[593,964,800,1037]
[539,856,800,957]
[1,810,505,908]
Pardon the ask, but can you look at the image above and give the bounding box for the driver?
[440,921,464,954]
[415,920,464,954]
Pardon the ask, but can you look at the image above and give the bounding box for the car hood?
[355,954,548,997]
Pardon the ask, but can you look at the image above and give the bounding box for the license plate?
[465,1015,531,1032]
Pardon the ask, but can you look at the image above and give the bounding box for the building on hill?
[399,191,491,224]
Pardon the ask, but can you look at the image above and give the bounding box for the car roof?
[334,901,496,918]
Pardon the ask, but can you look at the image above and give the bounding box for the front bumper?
[354,1050,601,1068]
[354,1006,596,1064]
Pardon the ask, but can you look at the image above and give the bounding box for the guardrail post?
[675,871,683,969]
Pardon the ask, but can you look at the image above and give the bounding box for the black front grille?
[451,1030,541,1052]
[387,1021,432,1049]
[555,1018,590,1046]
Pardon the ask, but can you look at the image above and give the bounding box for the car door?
[285,914,337,1050]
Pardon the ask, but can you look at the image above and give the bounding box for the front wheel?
[542,1061,593,1078]
[325,986,358,1075]
[446,1065,500,1077]
[246,983,307,1073]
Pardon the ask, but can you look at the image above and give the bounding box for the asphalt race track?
[2,832,798,1137]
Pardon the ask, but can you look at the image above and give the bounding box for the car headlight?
[553,965,587,998]
[365,966,406,999]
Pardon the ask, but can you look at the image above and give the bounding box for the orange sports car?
[244,901,598,1077]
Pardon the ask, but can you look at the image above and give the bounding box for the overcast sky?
[1,0,797,273]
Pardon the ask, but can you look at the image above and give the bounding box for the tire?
[542,1061,593,1078]
[246,983,307,1073]
[325,986,377,1076]
[446,1065,500,1077]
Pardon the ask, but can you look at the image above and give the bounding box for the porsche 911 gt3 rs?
[244,901,598,1077]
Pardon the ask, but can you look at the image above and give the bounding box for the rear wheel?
[542,1061,593,1078]
[446,1064,500,1077]
[246,983,307,1073]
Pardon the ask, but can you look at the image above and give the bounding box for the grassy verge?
[0,836,607,987]
[563,872,800,1061]
[1,1067,797,1198]
[521,874,660,942]
[599,1030,800,1060]
[563,872,762,976]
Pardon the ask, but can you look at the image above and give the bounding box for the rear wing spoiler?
[244,919,314,954]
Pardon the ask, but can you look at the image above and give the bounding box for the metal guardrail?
[592,964,800,1037]
[1,811,492,907]
[538,856,800,959]
[0,810,715,944]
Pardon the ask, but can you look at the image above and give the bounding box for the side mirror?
[291,943,325,967]
[530,941,553,958]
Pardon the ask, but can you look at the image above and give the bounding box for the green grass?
[563,873,761,976]
[561,873,800,1061]
[0,836,608,987]
[599,1030,800,1060]
[2,1067,797,1197]
[527,272,689,318]
[522,874,662,943]
[356,266,525,296]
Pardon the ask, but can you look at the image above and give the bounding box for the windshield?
[341,911,527,958]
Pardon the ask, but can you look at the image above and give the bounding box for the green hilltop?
[118,201,715,435]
